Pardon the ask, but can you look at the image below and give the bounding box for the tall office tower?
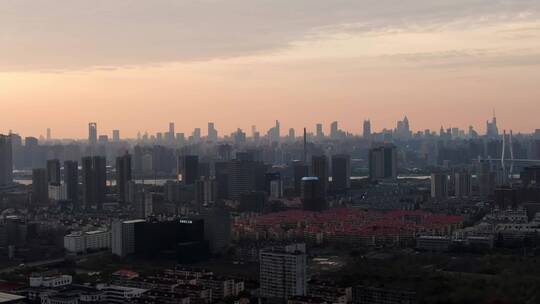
[176,133,186,146]
[363,120,371,138]
[368,144,398,181]
[168,122,175,144]
[330,121,339,139]
[455,169,472,198]
[82,156,107,210]
[293,161,309,196]
[31,168,49,205]
[112,130,120,142]
[9,133,23,170]
[179,155,199,185]
[192,128,201,143]
[116,153,132,203]
[64,160,79,206]
[331,154,351,192]
[88,122,97,146]
[260,244,307,300]
[477,160,496,198]
[46,128,51,141]
[431,172,449,200]
[274,120,280,142]
[198,207,231,254]
[288,128,295,141]
[207,122,218,142]
[486,111,499,139]
[229,158,260,201]
[112,219,146,257]
[316,123,324,139]
[46,159,61,186]
[23,137,38,169]
[301,177,327,211]
[311,155,328,197]
[0,134,13,186]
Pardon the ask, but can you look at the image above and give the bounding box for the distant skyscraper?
[82,156,107,210]
[180,155,199,185]
[208,122,218,142]
[293,161,309,196]
[168,122,175,144]
[331,154,351,192]
[260,244,307,299]
[0,134,13,186]
[46,128,51,141]
[301,177,327,211]
[330,121,339,139]
[431,172,449,200]
[363,120,371,138]
[112,130,120,142]
[311,155,328,196]
[369,144,398,181]
[64,160,79,207]
[316,123,324,139]
[88,122,97,146]
[486,111,499,139]
[46,159,61,186]
[31,168,49,205]
[116,153,132,203]
[288,128,295,141]
[192,128,201,143]
[454,169,472,198]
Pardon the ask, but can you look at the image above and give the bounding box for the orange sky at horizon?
[1,1,539,138]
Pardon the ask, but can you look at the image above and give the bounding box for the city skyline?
[2,1,540,137]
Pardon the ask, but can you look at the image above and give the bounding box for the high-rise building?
[179,155,199,185]
[168,122,175,144]
[454,169,472,198]
[192,128,201,143]
[311,155,328,196]
[88,122,97,146]
[331,154,351,192]
[46,159,61,186]
[293,161,309,196]
[431,173,449,200]
[64,160,79,206]
[316,123,324,139]
[369,144,397,181]
[116,153,132,203]
[288,128,296,141]
[486,111,499,139]
[82,156,107,210]
[229,158,256,201]
[207,122,218,142]
[112,130,120,142]
[112,219,145,257]
[363,120,371,138]
[477,160,496,198]
[198,207,231,254]
[330,121,339,139]
[0,134,13,187]
[301,177,327,211]
[260,244,307,300]
[46,128,51,141]
[31,168,49,205]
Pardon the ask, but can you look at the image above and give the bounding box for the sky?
[1,0,540,139]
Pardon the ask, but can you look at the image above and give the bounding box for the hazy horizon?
[2,0,540,137]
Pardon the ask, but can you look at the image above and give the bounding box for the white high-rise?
[259,243,307,300]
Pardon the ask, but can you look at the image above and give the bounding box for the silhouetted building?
[46,159,61,186]
[82,156,106,210]
[88,122,97,146]
[301,177,327,211]
[293,161,309,196]
[311,155,328,197]
[363,120,371,138]
[431,173,448,200]
[454,169,472,198]
[0,134,13,186]
[64,160,79,207]
[180,155,199,185]
[31,168,49,205]
[331,154,350,192]
[369,144,397,181]
[116,153,132,203]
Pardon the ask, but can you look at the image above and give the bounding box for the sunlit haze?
[1,0,540,138]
